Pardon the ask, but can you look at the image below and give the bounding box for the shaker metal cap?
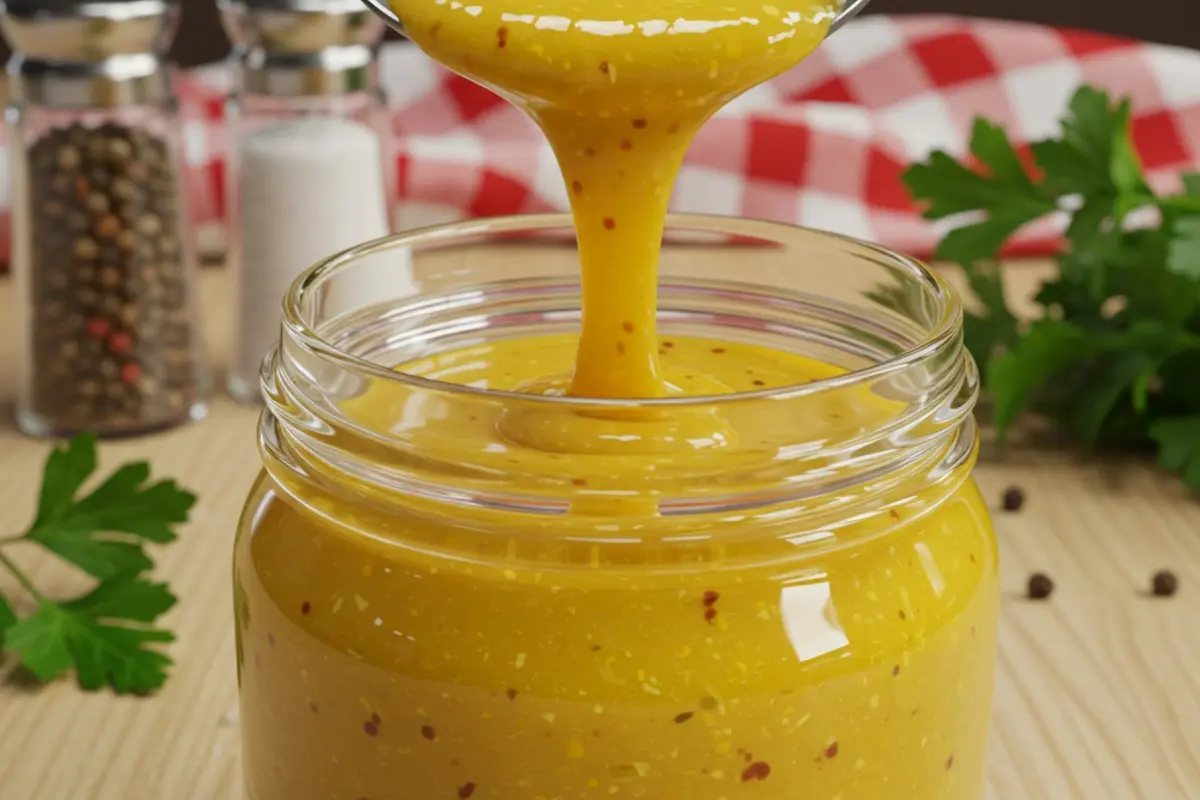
[235,0,368,11]
[0,0,175,18]
[0,0,179,107]
[0,0,178,62]
[219,0,387,97]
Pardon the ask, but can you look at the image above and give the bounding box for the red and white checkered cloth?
[10,14,1200,263]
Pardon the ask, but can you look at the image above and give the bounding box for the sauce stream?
[394,0,837,398]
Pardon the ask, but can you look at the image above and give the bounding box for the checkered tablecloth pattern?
[12,14,1200,264]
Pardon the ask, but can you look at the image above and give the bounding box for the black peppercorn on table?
[0,260,1197,800]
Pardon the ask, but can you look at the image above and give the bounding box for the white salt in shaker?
[219,0,410,404]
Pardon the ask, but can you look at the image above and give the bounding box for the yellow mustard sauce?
[237,337,998,799]
[235,0,999,796]
[397,0,837,398]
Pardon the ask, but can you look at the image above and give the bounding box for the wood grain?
[0,263,1197,800]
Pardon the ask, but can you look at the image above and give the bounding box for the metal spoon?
[360,0,871,38]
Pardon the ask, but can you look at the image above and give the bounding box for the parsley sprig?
[0,434,195,694]
[902,86,1200,485]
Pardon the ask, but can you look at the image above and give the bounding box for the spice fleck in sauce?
[235,0,998,797]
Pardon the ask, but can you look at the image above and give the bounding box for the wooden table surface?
[0,263,1198,800]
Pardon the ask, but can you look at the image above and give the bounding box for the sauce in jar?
[238,330,997,799]
[234,0,998,796]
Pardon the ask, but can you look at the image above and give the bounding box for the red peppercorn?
[85,317,110,339]
[119,362,141,384]
[107,331,132,353]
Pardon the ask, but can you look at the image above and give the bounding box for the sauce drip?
[393,0,837,399]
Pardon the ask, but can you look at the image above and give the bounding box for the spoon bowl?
[360,0,870,37]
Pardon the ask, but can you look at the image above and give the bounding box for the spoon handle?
[360,0,871,38]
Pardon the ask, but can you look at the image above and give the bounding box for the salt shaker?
[2,0,210,438]
[219,0,400,405]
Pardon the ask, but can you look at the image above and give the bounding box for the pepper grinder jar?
[219,0,400,405]
[2,0,210,438]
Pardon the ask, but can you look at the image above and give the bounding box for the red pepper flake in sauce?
[363,717,380,737]
[711,347,726,354]
[898,609,907,621]
[741,762,771,782]
[616,341,626,355]
[300,602,311,616]
[703,607,717,624]
[622,321,635,333]
[946,754,955,770]
[752,379,765,386]
[495,27,508,47]
[702,590,720,607]
[506,688,519,700]
[308,701,319,714]
[662,340,675,349]
[889,509,901,521]
[267,633,276,648]
[619,139,632,151]
[430,21,442,37]
[892,665,901,677]
[599,61,610,74]
[603,217,616,230]
[667,123,679,134]
[585,147,596,157]
[421,724,437,741]
[571,179,583,195]
[824,741,839,759]
[673,711,694,724]
[457,783,477,799]
[590,644,602,652]
[572,478,588,486]
[632,119,648,129]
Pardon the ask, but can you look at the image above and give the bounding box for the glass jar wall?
[234,214,998,800]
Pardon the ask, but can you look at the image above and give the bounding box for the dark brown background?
[117,0,1200,68]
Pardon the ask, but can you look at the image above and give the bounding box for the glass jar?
[4,0,209,437]
[219,0,396,404]
[234,214,998,800]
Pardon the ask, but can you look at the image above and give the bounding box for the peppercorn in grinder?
[2,0,210,438]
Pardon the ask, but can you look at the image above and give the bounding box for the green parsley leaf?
[1167,217,1200,280]
[903,83,1200,488]
[904,120,1056,268]
[1182,173,1200,199]
[4,604,74,682]
[0,595,16,640]
[957,261,1020,368]
[988,319,1090,440]
[1031,87,1146,199]
[4,587,177,694]
[23,435,196,580]
[0,434,194,694]
[1068,349,1158,447]
[1149,416,1200,487]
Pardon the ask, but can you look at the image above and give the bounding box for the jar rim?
[282,212,962,408]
